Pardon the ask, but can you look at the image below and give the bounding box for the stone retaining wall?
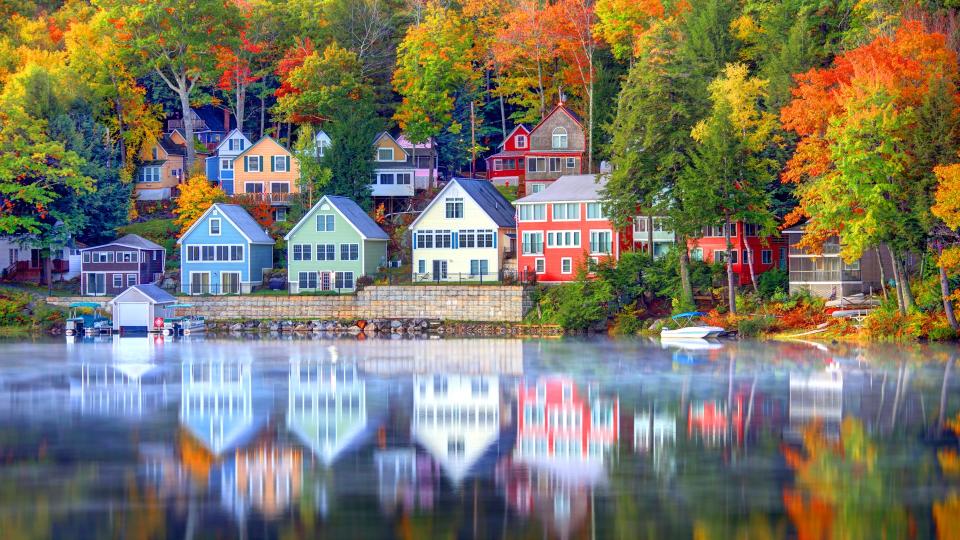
[48,285,530,322]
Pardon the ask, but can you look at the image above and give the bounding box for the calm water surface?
[0,336,957,539]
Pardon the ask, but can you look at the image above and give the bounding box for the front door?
[320,272,332,291]
[432,260,447,280]
[30,249,42,269]
[85,273,106,296]
[190,272,210,295]
[221,272,240,294]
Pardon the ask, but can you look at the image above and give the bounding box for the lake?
[0,336,957,539]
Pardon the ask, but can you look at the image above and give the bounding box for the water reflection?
[0,338,956,538]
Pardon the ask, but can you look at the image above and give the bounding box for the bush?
[928,323,958,341]
[0,291,31,326]
[528,269,613,332]
[757,268,789,299]
[737,315,779,338]
[355,275,374,290]
[862,308,924,342]
[611,303,645,336]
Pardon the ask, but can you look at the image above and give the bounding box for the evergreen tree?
[322,99,381,210]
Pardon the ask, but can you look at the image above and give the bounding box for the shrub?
[0,291,31,326]
[355,275,374,290]
[757,268,789,299]
[928,323,958,341]
[862,308,924,342]
[611,303,645,336]
[738,315,779,338]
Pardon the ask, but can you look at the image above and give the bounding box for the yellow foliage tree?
[174,176,227,234]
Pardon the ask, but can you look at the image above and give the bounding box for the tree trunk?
[235,79,245,134]
[178,88,197,175]
[894,253,916,312]
[537,59,545,119]
[745,243,759,294]
[109,72,127,170]
[724,213,737,314]
[678,239,694,308]
[587,52,593,174]
[938,252,959,330]
[259,93,266,139]
[646,214,654,258]
[892,254,907,316]
[875,247,889,300]
[499,95,506,138]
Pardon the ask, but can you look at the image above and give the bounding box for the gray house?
[783,223,893,299]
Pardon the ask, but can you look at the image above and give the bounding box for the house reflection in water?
[500,377,619,539]
[180,358,259,455]
[375,448,440,514]
[412,374,501,486]
[687,398,745,447]
[787,361,843,441]
[222,442,303,521]
[634,408,677,476]
[71,362,169,417]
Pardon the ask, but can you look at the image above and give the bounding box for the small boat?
[661,312,726,339]
[65,302,112,337]
[162,304,206,336]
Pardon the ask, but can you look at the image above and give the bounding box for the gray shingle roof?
[514,174,606,204]
[113,283,176,304]
[82,234,164,252]
[325,196,389,240]
[216,204,275,244]
[453,179,516,228]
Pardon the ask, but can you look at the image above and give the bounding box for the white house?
[180,357,261,456]
[409,178,517,282]
[411,374,500,485]
[108,283,176,334]
[205,129,252,195]
[0,235,81,281]
[314,129,331,158]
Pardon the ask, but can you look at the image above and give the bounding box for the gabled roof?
[498,124,530,149]
[232,136,293,161]
[373,131,409,158]
[110,283,176,305]
[81,234,164,252]
[395,133,434,150]
[193,106,226,133]
[178,203,275,245]
[530,103,583,136]
[410,178,516,230]
[212,128,252,153]
[159,134,186,156]
[486,150,527,160]
[515,174,605,204]
[284,196,389,241]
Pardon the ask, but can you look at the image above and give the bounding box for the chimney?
[224,108,231,132]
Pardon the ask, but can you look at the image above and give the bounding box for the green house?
[284,195,389,293]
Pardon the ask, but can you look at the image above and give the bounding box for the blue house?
[178,203,275,294]
[204,129,252,195]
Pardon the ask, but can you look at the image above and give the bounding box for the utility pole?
[470,101,477,178]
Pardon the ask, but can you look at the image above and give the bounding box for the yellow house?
[134,134,186,200]
[232,136,301,222]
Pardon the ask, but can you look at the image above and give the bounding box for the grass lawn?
[118,219,178,254]
[496,185,518,202]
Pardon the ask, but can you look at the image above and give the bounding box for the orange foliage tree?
[230,193,274,229]
[173,175,227,234]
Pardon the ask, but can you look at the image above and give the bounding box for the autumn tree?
[275,43,369,125]
[493,0,559,123]
[174,175,228,233]
[933,163,960,329]
[101,0,242,174]
[393,2,475,188]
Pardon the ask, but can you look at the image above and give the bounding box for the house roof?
[373,131,410,158]
[498,125,530,148]
[212,128,252,153]
[515,174,606,204]
[110,283,176,305]
[395,133,434,150]
[82,234,164,252]
[486,150,527,159]
[530,103,583,135]
[178,203,275,245]
[232,135,292,161]
[194,105,227,133]
[159,134,186,156]
[411,178,516,230]
[284,196,389,241]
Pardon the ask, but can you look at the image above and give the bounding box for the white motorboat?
[162,304,206,336]
[660,312,726,339]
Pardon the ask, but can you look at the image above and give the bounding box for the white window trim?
[377,147,395,162]
[515,134,527,148]
[517,203,547,223]
[551,203,581,221]
[340,243,360,261]
[184,244,246,263]
[546,230,582,248]
[220,271,242,294]
[534,258,546,274]
[521,231,545,256]
[585,202,607,221]
[220,159,232,171]
[209,218,221,236]
[188,271,211,295]
[561,257,573,274]
[273,155,288,172]
[589,229,614,256]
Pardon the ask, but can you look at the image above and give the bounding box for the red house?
[515,376,619,462]
[515,174,632,283]
[484,125,529,187]
[687,222,788,286]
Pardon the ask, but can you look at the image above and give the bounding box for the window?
[298,271,318,290]
[82,252,89,263]
[535,258,545,273]
[230,246,243,261]
[293,244,312,261]
[434,230,452,248]
[518,204,546,221]
[586,203,606,220]
[527,157,546,172]
[340,244,359,261]
[589,231,612,254]
[561,257,573,274]
[459,229,495,248]
[470,259,489,276]
[245,182,263,193]
[377,147,394,161]
[316,214,335,232]
[548,157,562,172]
[418,260,425,274]
[445,198,464,219]
[275,207,287,222]
[471,378,490,396]
[186,245,242,262]
[396,173,412,184]
[245,155,262,172]
[744,223,759,237]
[762,249,772,265]
[515,134,527,148]
[221,159,233,171]
[138,166,161,183]
[743,250,750,264]
[448,437,466,457]
[522,232,544,255]
[546,231,580,248]
[414,230,433,249]
[117,251,137,263]
[377,173,394,185]
[566,157,577,169]
[272,155,288,172]
[691,248,704,261]
[91,252,113,263]
[112,274,123,288]
[494,159,503,171]
[315,244,335,261]
[714,250,737,264]
[335,271,354,289]
[228,138,245,152]
[552,127,568,149]
[504,158,516,170]
[209,218,221,236]
[552,203,579,220]
[126,273,137,286]
[529,183,546,194]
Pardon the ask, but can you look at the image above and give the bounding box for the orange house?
[135,133,187,200]
[231,136,301,222]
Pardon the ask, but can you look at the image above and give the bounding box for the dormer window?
[515,134,527,148]
[377,147,394,161]
[552,127,568,149]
